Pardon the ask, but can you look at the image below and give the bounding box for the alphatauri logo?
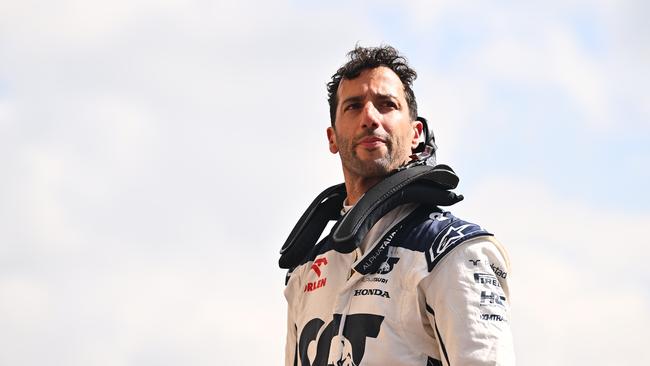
[373,257,399,275]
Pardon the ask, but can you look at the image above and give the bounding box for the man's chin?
[356,145,388,156]
[351,159,393,178]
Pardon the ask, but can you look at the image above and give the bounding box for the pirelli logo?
[474,273,501,287]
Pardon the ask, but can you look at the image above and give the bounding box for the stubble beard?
[337,132,409,179]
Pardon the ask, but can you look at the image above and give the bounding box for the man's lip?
[356,136,387,150]
[358,136,386,144]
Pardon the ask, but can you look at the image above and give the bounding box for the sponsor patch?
[480,291,507,307]
[353,288,391,298]
[425,219,491,272]
[311,257,328,277]
[490,263,508,279]
[362,277,388,284]
[481,313,507,322]
[298,313,384,366]
[429,211,449,221]
[474,272,501,287]
[372,257,399,275]
[357,228,400,274]
[304,278,327,293]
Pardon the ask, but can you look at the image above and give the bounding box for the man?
[281,46,514,365]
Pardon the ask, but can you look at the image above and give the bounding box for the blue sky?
[0,0,648,365]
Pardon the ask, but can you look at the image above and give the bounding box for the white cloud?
[474,27,610,125]
[455,176,650,365]
[401,0,649,132]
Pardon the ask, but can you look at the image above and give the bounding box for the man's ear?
[410,119,423,149]
[326,126,338,154]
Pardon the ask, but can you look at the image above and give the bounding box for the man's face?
[327,66,422,179]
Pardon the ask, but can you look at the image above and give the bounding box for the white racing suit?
[284,203,514,365]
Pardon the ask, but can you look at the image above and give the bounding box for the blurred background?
[1,0,648,365]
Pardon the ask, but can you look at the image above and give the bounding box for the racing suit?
[284,203,514,366]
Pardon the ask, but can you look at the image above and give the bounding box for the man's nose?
[361,102,381,129]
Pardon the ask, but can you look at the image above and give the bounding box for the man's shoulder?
[394,206,494,272]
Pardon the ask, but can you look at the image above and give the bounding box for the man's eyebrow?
[374,93,398,100]
[340,96,364,106]
[340,93,398,106]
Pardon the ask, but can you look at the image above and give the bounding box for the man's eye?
[379,101,397,110]
[344,103,362,111]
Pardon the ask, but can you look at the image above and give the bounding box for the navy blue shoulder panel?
[393,205,493,272]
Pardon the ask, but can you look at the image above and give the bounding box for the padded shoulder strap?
[279,183,345,269]
[278,165,464,269]
[331,164,463,246]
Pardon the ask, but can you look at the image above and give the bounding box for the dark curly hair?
[327,45,418,126]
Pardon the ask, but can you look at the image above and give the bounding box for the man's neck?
[343,175,383,206]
